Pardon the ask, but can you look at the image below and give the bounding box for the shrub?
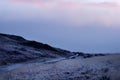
[99,76,110,80]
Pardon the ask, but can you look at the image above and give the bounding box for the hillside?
[0,33,120,80]
[0,33,73,65]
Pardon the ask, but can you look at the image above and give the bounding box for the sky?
[0,0,120,53]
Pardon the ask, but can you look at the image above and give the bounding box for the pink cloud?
[1,0,120,9]
[1,0,120,27]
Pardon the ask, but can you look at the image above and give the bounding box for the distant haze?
[0,0,120,53]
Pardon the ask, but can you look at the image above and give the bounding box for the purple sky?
[0,0,120,53]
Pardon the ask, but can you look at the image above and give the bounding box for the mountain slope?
[0,33,120,80]
[0,33,73,65]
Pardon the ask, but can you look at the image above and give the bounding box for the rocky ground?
[0,54,120,80]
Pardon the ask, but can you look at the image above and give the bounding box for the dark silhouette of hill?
[0,33,106,66]
[0,33,73,65]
